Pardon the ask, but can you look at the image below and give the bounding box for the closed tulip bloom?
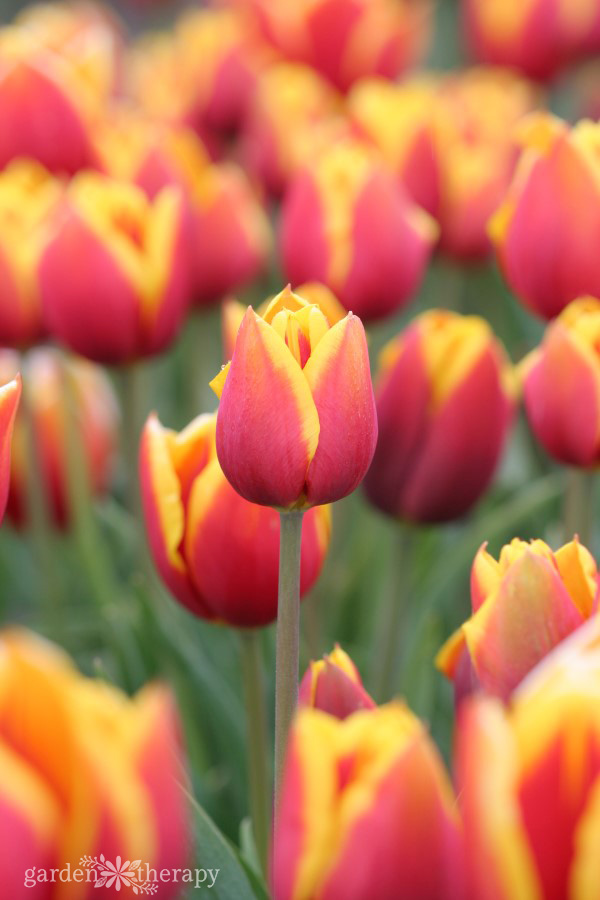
[299,644,375,719]
[490,114,600,320]
[0,161,61,347]
[38,172,191,363]
[234,0,431,92]
[140,411,331,627]
[0,375,21,525]
[274,702,462,900]
[0,628,190,900]
[364,310,515,523]
[437,537,598,702]
[462,0,600,81]
[0,27,99,173]
[0,348,118,529]
[211,285,377,510]
[523,297,600,466]
[457,616,600,900]
[280,141,437,322]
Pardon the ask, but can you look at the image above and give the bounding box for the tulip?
[490,114,600,320]
[522,297,600,467]
[462,0,600,81]
[96,114,271,309]
[273,702,463,900]
[299,644,375,718]
[0,161,62,347]
[0,27,99,173]
[211,285,377,510]
[0,375,20,524]
[457,615,600,900]
[140,410,331,627]
[0,347,118,529]
[437,537,598,702]
[364,310,515,523]
[280,140,438,322]
[0,627,190,900]
[234,0,432,92]
[38,172,191,363]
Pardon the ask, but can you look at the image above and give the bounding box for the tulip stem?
[564,468,595,547]
[120,361,149,520]
[239,629,270,874]
[274,509,304,813]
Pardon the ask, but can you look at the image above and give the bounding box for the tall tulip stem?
[239,629,270,873]
[274,509,304,812]
[564,468,595,547]
[120,361,149,519]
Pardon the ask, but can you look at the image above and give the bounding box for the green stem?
[185,309,219,419]
[372,523,414,701]
[120,361,149,519]
[564,468,595,547]
[239,629,270,874]
[274,510,304,813]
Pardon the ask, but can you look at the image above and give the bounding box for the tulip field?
[5,0,600,898]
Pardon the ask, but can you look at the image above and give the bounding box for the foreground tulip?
[364,310,515,523]
[0,375,20,524]
[437,537,598,702]
[235,0,431,92]
[38,172,191,363]
[490,114,600,320]
[0,628,190,899]
[462,0,600,81]
[457,615,600,900]
[273,702,462,899]
[0,348,118,529]
[299,644,375,718]
[280,140,437,322]
[140,411,331,627]
[0,161,61,347]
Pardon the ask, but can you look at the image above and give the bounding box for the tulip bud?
[140,411,331,627]
[280,140,437,322]
[364,310,515,523]
[0,348,118,529]
[211,285,377,509]
[273,702,462,900]
[235,0,432,92]
[490,114,600,319]
[523,297,600,466]
[0,628,190,899]
[0,161,61,347]
[457,616,600,900]
[0,375,20,524]
[299,644,375,718]
[437,537,598,702]
[462,0,600,81]
[38,172,191,363]
[0,27,99,173]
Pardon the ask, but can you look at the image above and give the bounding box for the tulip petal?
[304,314,377,506]
[216,308,320,508]
[0,375,20,523]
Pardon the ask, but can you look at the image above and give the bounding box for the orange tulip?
[0,348,118,529]
[298,645,375,718]
[437,537,598,702]
[140,411,331,627]
[0,628,190,900]
[0,374,20,524]
[210,285,377,509]
[273,702,463,899]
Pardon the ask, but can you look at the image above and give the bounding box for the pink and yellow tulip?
[38,172,191,363]
[140,411,331,627]
[211,285,377,510]
[273,702,462,899]
[364,310,515,523]
[0,375,21,524]
[437,537,598,702]
[0,628,190,900]
[0,348,118,529]
[490,114,600,320]
[523,297,600,466]
[280,140,437,322]
[299,645,375,719]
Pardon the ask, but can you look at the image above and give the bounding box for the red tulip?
[0,374,20,524]
[299,644,375,718]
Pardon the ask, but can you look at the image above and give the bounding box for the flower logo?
[80,856,158,894]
